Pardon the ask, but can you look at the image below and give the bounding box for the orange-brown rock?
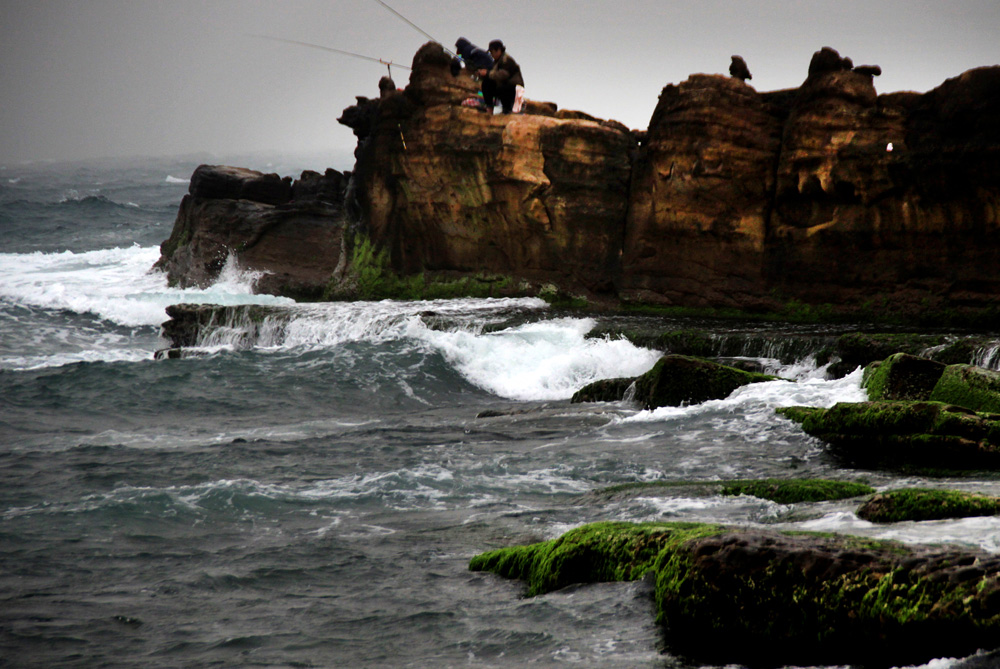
[621,74,783,309]
[155,43,1000,322]
[339,42,633,297]
[768,64,1000,316]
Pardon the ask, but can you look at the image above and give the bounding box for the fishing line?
[251,35,411,72]
[371,0,456,57]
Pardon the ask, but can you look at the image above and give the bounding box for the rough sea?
[2,155,999,668]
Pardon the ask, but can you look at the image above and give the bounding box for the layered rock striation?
[336,42,633,298]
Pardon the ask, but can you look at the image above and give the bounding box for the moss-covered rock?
[831,332,949,377]
[857,488,1000,523]
[471,521,1000,667]
[571,354,776,408]
[569,377,635,404]
[777,401,1000,471]
[862,352,946,401]
[632,355,776,409]
[469,521,722,596]
[931,364,1000,413]
[653,329,717,357]
[721,478,875,503]
[589,478,873,504]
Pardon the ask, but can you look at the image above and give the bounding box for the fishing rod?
[251,35,411,75]
[371,0,456,57]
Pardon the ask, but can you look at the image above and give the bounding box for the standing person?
[478,40,524,114]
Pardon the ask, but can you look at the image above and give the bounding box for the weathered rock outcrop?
[470,521,1000,667]
[623,53,1000,318]
[154,44,1000,321]
[622,74,782,309]
[154,165,348,300]
[335,42,632,298]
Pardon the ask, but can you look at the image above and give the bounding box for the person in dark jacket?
[450,37,493,77]
[479,39,524,114]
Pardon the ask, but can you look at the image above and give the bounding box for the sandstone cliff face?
[768,66,1000,314]
[621,57,1000,317]
[340,42,632,296]
[622,74,783,309]
[155,43,1000,320]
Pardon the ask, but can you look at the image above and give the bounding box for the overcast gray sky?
[2,0,997,169]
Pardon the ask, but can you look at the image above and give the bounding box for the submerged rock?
[470,520,1000,667]
[857,488,1000,523]
[589,477,873,504]
[720,478,874,503]
[159,303,290,349]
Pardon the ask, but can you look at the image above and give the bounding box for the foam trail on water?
[0,246,293,328]
[622,367,867,424]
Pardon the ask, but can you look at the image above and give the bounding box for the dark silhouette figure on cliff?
[451,37,494,76]
[730,55,752,81]
[479,40,524,114]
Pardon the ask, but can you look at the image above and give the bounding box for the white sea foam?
[622,367,867,424]
[0,245,294,328]
[792,511,1000,554]
[419,318,662,401]
[164,175,189,184]
[212,300,655,401]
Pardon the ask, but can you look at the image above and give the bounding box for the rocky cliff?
[336,42,633,298]
[155,44,1000,321]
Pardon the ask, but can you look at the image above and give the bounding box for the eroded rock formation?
[336,42,632,298]
[155,165,348,300]
[154,44,1000,320]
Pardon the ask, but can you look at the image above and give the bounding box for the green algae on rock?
[572,354,777,408]
[720,478,875,503]
[862,353,1000,414]
[469,521,722,597]
[863,352,947,401]
[777,400,1000,471]
[857,488,1000,523]
[470,521,1000,667]
[931,364,1000,413]
[589,478,874,504]
[633,355,776,409]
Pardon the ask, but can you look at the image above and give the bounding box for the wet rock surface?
[470,521,1000,667]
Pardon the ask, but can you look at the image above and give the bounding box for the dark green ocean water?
[2,156,999,668]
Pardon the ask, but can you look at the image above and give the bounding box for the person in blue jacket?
[451,37,493,77]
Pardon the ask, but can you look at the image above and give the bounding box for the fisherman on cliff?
[451,37,493,77]
[479,39,524,114]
